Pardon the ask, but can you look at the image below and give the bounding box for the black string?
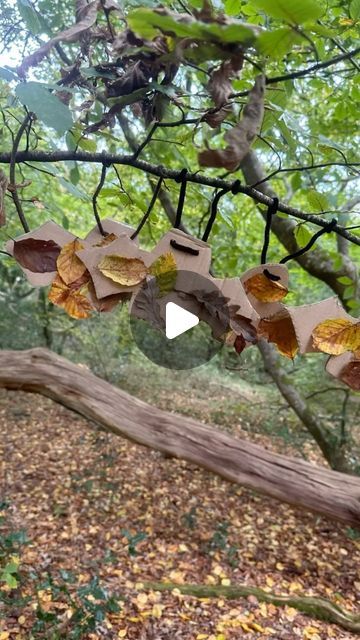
[131,177,163,240]
[280,218,338,264]
[202,188,229,242]
[174,168,188,229]
[261,197,279,264]
[92,163,107,236]
[170,239,199,255]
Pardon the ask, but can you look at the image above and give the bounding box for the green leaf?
[17,0,42,34]
[257,28,302,58]
[306,189,330,212]
[350,0,360,19]
[128,9,256,44]
[337,276,354,285]
[77,137,97,153]
[58,177,89,200]
[16,82,72,135]
[0,67,17,82]
[224,0,240,16]
[250,0,323,23]
[294,223,313,247]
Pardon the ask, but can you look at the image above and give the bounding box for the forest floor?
[0,380,360,640]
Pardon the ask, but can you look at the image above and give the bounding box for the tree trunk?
[1,347,360,526]
[258,340,351,473]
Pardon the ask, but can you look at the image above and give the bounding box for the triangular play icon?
[165,302,199,340]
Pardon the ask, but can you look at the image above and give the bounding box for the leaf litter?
[0,389,359,639]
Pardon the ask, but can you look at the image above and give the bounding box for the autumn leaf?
[48,274,93,319]
[13,238,61,273]
[312,318,360,355]
[57,239,87,285]
[234,334,246,354]
[340,360,360,391]
[98,254,149,286]
[203,54,243,128]
[199,75,265,171]
[93,232,118,247]
[258,312,299,359]
[149,252,177,296]
[244,272,288,303]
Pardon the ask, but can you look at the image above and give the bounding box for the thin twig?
[9,113,32,233]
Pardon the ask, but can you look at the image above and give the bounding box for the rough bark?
[1,347,360,526]
[240,150,358,305]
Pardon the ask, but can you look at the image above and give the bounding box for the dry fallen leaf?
[312,318,360,355]
[48,274,93,319]
[98,254,148,286]
[57,239,87,285]
[339,359,360,391]
[258,312,298,359]
[244,272,288,303]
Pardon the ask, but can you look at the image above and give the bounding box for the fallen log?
[143,582,360,634]
[1,347,360,526]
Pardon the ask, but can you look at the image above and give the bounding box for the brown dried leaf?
[312,318,360,355]
[199,75,265,170]
[92,233,118,247]
[258,312,299,359]
[98,254,148,286]
[0,170,8,226]
[57,239,87,285]
[13,238,61,273]
[340,360,360,391]
[18,1,100,75]
[48,274,93,319]
[203,55,243,128]
[244,272,288,303]
[234,334,246,354]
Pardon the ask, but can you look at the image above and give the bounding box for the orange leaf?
[312,318,360,355]
[93,232,118,247]
[258,313,298,359]
[48,274,92,319]
[57,238,86,285]
[244,273,288,303]
[98,254,148,286]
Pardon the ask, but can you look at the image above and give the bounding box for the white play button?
[165,302,199,340]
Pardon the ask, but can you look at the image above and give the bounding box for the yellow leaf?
[98,254,148,286]
[221,578,231,586]
[216,635,226,640]
[57,239,86,285]
[266,576,274,587]
[244,272,288,302]
[312,318,360,355]
[149,252,177,296]
[118,630,127,638]
[136,592,148,608]
[0,634,10,640]
[151,603,163,618]
[196,635,208,639]
[48,275,93,319]
[18,615,26,625]
[258,312,298,359]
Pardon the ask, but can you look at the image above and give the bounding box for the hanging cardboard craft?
[286,297,351,354]
[84,218,139,245]
[326,352,360,391]
[240,263,289,320]
[5,220,75,286]
[76,234,151,299]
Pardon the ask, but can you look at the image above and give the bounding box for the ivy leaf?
[250,0,323,23]
[98,255,149,286]
[16,82,73,135]
[57,239,86,285]
[244,273,288,302]
[312,318,360,355]
[149,252,177,296]
[13,238,61,273]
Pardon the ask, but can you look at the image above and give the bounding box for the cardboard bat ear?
[326,352,360,391]
[84,218,139,245]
